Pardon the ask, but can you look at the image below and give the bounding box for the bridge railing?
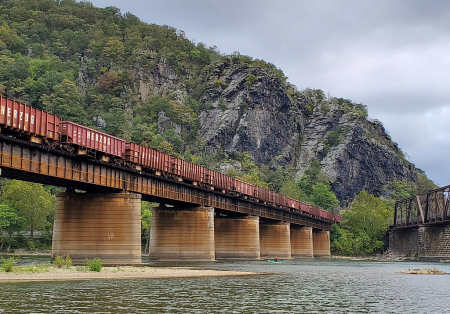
[394,185,450,228]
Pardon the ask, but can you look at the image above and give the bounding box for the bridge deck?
[0,134,332,230]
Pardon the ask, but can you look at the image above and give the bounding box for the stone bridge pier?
[312,229,331,258]
[290,226,314,258]
[52,192,142,265]
[149,206,215,261]
[389,224,450,260]
[259,221,292,259]
[214,215,260,260]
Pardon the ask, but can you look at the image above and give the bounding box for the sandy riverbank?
[0,266,259,283]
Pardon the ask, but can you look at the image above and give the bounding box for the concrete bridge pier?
[259,221,291,259]
[313,229,331,258]
[214,215,260,260]
[290,226,314,258]
[149,206,215,261]
[52,193,142,265]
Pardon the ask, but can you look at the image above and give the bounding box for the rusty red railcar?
[144,148,170,173]
[205,169,214,186]
[180,160,205,183]
[233,179,255,197]
[309,205,321,217]
[299,202,311,214]
[287,198,300,210]
[61,121,125,159]
[257,187,270,203]
[275,194,287,207]
[213,172,234,191]
[125,142,141,164]
[0,96,60,141]
[171,157,182,176]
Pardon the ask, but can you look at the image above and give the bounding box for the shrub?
[244,74,257,87]
[53,253,73,268]
[1,255,18,272]
[86,257,103,272]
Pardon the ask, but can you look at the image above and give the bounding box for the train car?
[143,147,170,174]
[171,156,182,176]
[180,160,205,184]
[309,205,321,218]
[125,142,141,164]
[275,193,287,207]
[213,172,234,192]
[233,179,255,197]
[60,121,125,161]
[257,187,270,203]
[0,96,60,143]
[287,197,300,210]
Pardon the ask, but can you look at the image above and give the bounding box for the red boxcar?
[125,142,141,164]
[257,187,270,203]
[233,179,255,197]
[180,160,205,183]
[171,156,182,176]
[141,147,170,173]
[287,197,300,210]
[61,121,125,158]
[213,172,234,191]
[0,96,60,140]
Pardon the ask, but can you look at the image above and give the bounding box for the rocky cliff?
[190,60,417,204]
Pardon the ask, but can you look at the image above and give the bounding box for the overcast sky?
[90,0,450,186]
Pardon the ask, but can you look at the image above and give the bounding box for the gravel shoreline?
[0,266,259,283]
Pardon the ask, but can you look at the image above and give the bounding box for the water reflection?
[0,259,449,313]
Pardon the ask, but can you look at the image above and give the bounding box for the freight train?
[0,96,341,223]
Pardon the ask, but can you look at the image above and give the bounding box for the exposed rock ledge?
[398,268,448,275]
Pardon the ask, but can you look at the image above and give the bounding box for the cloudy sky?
[90,0,450,186]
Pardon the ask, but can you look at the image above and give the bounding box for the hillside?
[0,0,436,208]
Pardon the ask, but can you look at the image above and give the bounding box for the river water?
[1,258,449,313]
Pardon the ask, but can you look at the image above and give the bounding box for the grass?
[13,263,52,273]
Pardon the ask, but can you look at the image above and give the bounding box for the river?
[0,258,449,313]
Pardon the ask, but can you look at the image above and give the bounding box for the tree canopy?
[2,180,55,239]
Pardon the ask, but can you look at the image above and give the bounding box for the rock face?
[194,61,417,203]
[298,103,416,204]
[199,64,303,166]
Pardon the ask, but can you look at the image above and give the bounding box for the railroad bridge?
[0,134,336,264]
[390,185,450,260]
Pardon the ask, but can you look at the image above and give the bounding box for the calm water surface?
[1,258,449,313]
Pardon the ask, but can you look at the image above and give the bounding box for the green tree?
[41,79,86,123]
[280,180,309,202]
[2,181,55,239]
[0,204,26,252]
[141,201,153,253]
[332,191,390,256]
[417,173,438,195]
[102,37,124,64]
[310,182,339,211]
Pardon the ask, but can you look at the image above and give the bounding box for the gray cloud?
[91,0,450,185]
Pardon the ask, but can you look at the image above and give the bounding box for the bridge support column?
[291,226,314,258]
[313,229,331,258]
[52,193,142,265]
[260,222,291,259]
[149,206,215,261]
[214,215,260,260]
[390,225,450,261]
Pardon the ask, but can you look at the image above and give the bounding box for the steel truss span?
[0,134,332,230]
[394,185,450,228]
